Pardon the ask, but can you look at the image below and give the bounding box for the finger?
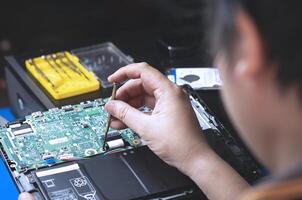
[105,100,149,135]
[108,63,172,96]
[110,119,128,130]
[19,193,35,200]
[109,105,153,130]
[116,79,144,101]
[126,95,155,109]
[116,79,156,108]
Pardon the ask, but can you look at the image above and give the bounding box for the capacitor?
[106,139,125,150]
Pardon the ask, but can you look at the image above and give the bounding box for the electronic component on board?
[104,131,126,150]
[10,123,33,136]
[106,138,125,150]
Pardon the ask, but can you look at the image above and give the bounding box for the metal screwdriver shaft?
[102,83,117,151]
[28,59,56,89]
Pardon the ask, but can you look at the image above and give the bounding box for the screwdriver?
[102,83,117,151]
[28,59,56,89]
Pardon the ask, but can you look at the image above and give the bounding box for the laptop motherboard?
[0,99,141,172]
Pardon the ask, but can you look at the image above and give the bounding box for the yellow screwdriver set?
[25,51,100,100]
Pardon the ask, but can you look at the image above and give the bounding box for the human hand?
[18,192,35,200]
[105,63,212,174]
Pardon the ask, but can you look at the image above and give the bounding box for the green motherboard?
[0,99,141,172]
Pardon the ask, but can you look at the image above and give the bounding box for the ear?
[233,10,266,81]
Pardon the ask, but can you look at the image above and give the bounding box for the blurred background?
[0,0,212,107]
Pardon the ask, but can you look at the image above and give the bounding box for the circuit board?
[0,99,141,172]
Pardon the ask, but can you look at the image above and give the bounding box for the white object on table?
[167,68,223,90]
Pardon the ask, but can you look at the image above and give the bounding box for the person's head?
[207,0,302,172]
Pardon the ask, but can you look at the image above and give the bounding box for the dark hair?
[208,0,302,89]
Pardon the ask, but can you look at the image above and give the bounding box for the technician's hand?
[105,63,211,173]
[18,192,35,200]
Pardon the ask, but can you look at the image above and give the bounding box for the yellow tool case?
[25,51,100,100]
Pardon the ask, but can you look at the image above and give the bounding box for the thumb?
[19,193,35,200]
[105,100,149,134]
